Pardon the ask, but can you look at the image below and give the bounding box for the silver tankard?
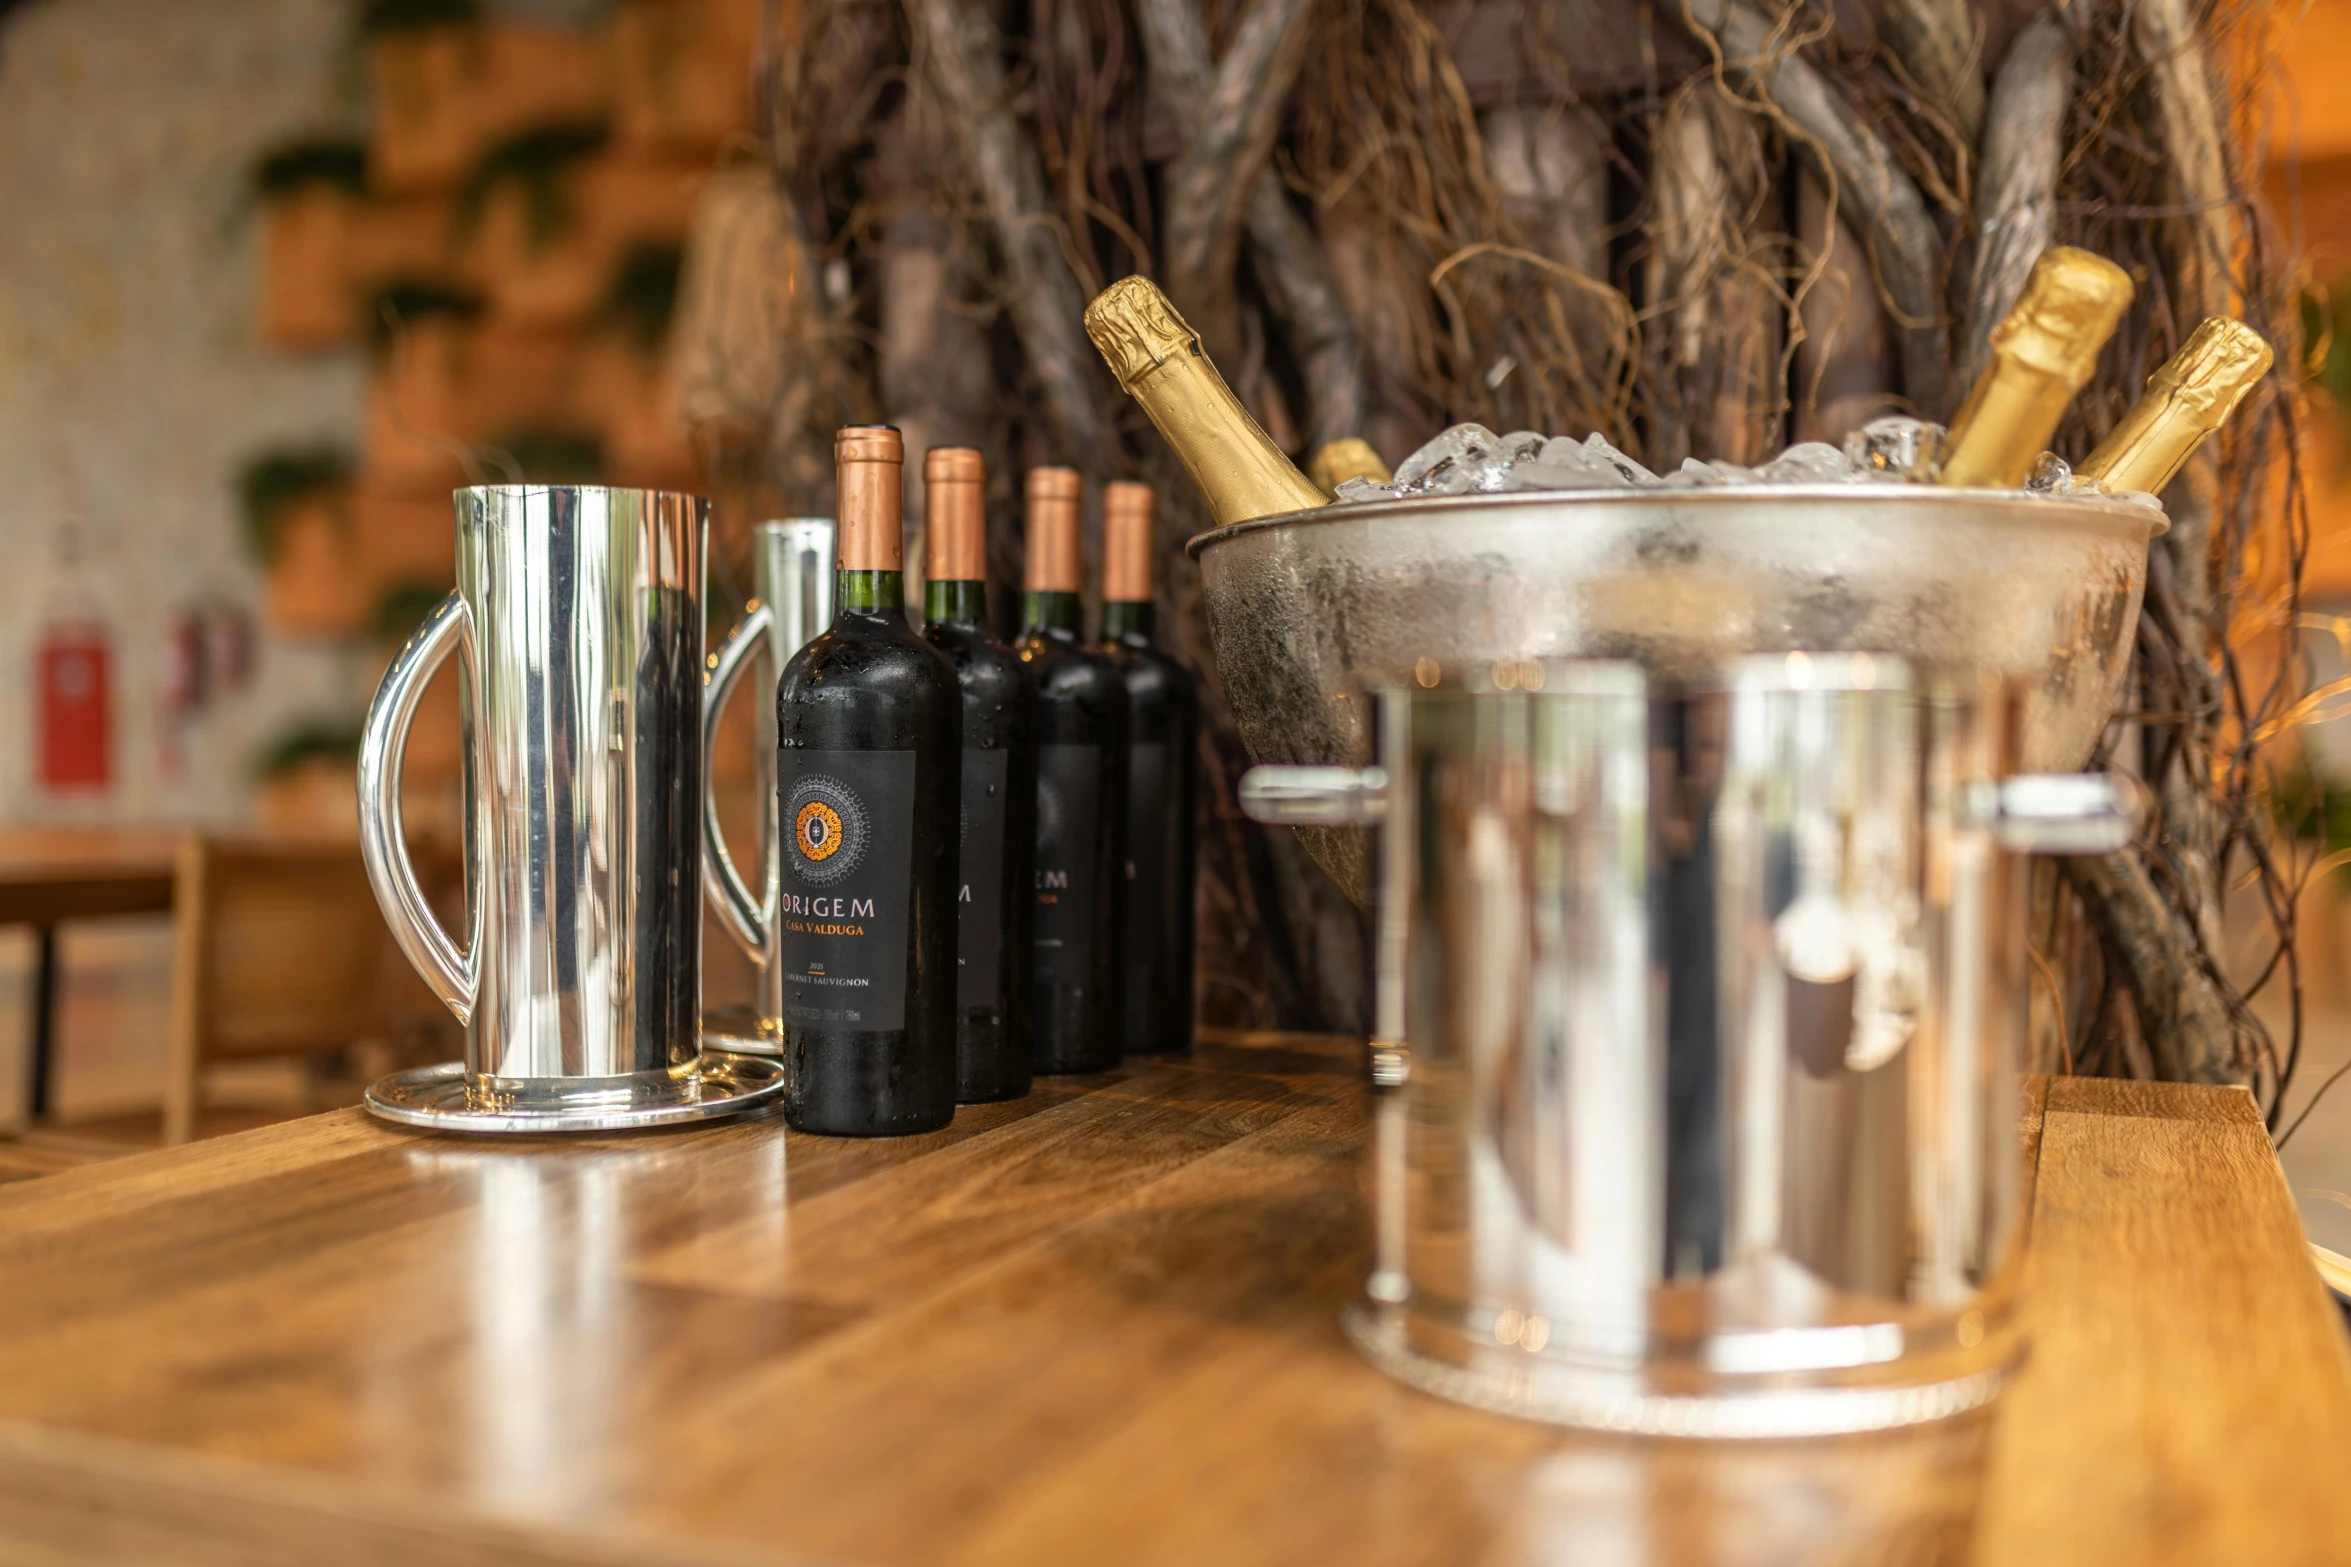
[698,518,836,1053]
[358,485,787,1131]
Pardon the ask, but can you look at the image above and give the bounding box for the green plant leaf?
[236,446,355,564]
[602,241,684,355]
[357,0,482,37]
[457,119,610,253]
[253,137,368,199]
[253,719,365,780]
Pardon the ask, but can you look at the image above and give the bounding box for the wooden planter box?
[351,488,456,594]
[263,491,365,636]
[341,195,478,310]
[577,335,698,489]
[363,316,474,495]
[463,322,587,440]
[371,23,608,195]
[258,190,356,349]
[471,155,700,329]
[611,0,760,155]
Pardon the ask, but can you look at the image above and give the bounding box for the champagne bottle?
[920,446,1039,1104]
[1938,246,2135,489]
[773,426,962,1135]
[1083,276,1328,526]
[2073,317,2274,496]
[1016,466,1129,1074]
[1099,481,1198,1057]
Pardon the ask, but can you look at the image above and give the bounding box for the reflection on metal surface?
[1294,658,2134,1437]
[359,486,786,1131]
[1193,486,2158,903]
[701,519,836,1053]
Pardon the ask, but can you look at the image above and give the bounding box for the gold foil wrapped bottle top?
[1307,437,1393,496]
[1102,481,1156,602]
[2074,317,2274,497]
[1083,276,1328,527]
[924,446,988,581]
[1025,466,1084,594]
[1938,247,2136,489]
[836,425,904,571]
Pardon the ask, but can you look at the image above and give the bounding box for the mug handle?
[358,591,478,1024]
[701,603,775,964]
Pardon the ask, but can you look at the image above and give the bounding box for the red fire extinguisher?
[38,618,112,792]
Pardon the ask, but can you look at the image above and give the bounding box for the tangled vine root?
[752,0,2315,1120]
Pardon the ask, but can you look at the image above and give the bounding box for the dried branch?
[1679,0,1951,417]
[1879,0,1984,144]
[1138,0,1320,363]
[900,0,1110,473]
[2065,850,2237,1085]
[1132,0,1367,450]
[1959,12,2071,392]
[1245,181,1370,449]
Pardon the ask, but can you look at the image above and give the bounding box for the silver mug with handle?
[358,484,787,1131]
[699,518,835,1053]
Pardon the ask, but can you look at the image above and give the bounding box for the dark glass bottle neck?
[837,569,908,620]
[1101,599,1154,644]
[1023,589,1084,637]
[925,578,989,626]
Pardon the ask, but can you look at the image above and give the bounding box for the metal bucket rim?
[1184,484,2167,560]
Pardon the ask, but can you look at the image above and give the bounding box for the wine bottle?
[1083,276,1328,526]
[773,426,962,1135]
[1016,466,1129,1074]
[1100,481,1199,1057]
[1307,437,1393,497]
[1937,246,2135,489]
[919,446,1039,1103]
[2073,317,2273,496]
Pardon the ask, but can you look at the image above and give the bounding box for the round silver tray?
[365,1054,788,1134]
[700,1005,783,1057]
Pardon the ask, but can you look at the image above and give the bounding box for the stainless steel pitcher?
[358,485,786,1132]
[699,518,836,1053]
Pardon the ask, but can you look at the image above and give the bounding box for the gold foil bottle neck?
[2075,317,2273,497]
[1939,247,2135,490]
[1025,466,1084,594]
[1083,275,1328,527]
[1102,481,1156,602]
[924,446,987,582]
[836,425,904,571]
[1307,438,1393,495]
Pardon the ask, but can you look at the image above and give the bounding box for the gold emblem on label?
[796,800,844,862]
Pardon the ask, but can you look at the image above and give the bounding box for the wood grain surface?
[0,1034,2344,1566]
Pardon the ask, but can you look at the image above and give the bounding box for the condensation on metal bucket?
[1244,655,2140,1438]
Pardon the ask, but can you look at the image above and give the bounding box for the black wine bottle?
[773,426,962,1134]
[1099,482,1198,1056]
[1016,466,1128,1074]
[920,446,1038,1103]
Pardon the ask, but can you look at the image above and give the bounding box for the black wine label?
[1034,743,1100,985]
[1124,741,1170,978]
[956,746,1010,1008]
[775,749,916,1032]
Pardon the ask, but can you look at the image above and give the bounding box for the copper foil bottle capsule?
[1102,481,1156,603]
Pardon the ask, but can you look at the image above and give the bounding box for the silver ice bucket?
[358,485,787,1132]
[1245,656,2139,1436]
[1194,486,2160,901]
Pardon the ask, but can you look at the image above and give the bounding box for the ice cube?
[1660,457,1766,488]
[1757,442,1856,484]
[1333,476,1401,503]
[2025,452,2072,493]
[1393,423,1517,495]
[1499,430,1549,466]
[1580,432,1659,485]
[1843,416,1945,483]
[1505,436,1635,490]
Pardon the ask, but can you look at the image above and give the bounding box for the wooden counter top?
[0,1034,2347,1565]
